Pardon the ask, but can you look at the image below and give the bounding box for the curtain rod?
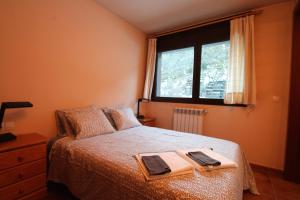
[149,9,263,38]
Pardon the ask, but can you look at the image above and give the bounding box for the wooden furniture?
[284,2,300,184]
[138,118,155,127]
[0,133,47,200]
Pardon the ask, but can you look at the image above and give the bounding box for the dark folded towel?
[187,151,221,167]
[141,155,171,175]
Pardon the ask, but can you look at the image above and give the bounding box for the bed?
[48,125,258,200]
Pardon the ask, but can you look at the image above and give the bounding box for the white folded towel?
[135,151,194,181]
[176,148,238,172]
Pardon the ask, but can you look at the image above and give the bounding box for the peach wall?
[145,1,295,170]
[0,0,147,138]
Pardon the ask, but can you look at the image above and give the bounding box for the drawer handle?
[17,156,24,162]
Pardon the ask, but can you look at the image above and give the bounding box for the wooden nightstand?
[139,118,156,127]
[0,133,47,200]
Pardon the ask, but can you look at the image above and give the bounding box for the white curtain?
[143,38,157,99]
[224,15,256,105]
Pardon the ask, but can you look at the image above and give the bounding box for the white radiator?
[173,107,206,134]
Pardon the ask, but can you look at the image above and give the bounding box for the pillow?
[102,107,118,130]
[110,107,141,130]
[55,105,95,137]
[65,108,115,139]
[55,110,74,137]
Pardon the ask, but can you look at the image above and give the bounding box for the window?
[156,47,194,98]
[199,41,230,99]
[152,21,233,105]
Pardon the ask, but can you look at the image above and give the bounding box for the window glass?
[199,41,230,99]
[156,47,194,98]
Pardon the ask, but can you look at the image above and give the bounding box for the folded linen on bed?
[135,152,193,181]
[141,155,171,175]
[176,148,237,172]
[187,151,221,166]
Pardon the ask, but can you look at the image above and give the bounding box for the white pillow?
[55,105,96,137]
[65,108,115,139]
[110,107,141,130]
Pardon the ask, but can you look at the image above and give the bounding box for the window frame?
[151,21,245,106]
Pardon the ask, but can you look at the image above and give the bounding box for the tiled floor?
[47,166,300,200]
[244,165,300,200]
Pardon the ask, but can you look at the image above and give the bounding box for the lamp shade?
[0,102,33,128]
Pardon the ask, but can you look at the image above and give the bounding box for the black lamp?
[137,98,149,119]
[0,102,33,143]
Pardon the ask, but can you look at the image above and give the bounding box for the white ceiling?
[96,0,289,34]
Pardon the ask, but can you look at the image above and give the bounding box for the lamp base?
[137,115,145,119]
[0,132,16,143]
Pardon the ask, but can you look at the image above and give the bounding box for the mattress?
[48,126,258,200]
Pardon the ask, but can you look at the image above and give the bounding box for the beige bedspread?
[48,126,258,200]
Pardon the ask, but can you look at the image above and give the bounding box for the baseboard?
[250,163,283,176]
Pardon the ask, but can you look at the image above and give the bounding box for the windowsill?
[151,97,247,107]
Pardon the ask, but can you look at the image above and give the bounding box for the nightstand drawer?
[0,144,46,171]
[139,118,156,127]
[0,159,46,188]
[0,173,46,200]
[143,120,155,127]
